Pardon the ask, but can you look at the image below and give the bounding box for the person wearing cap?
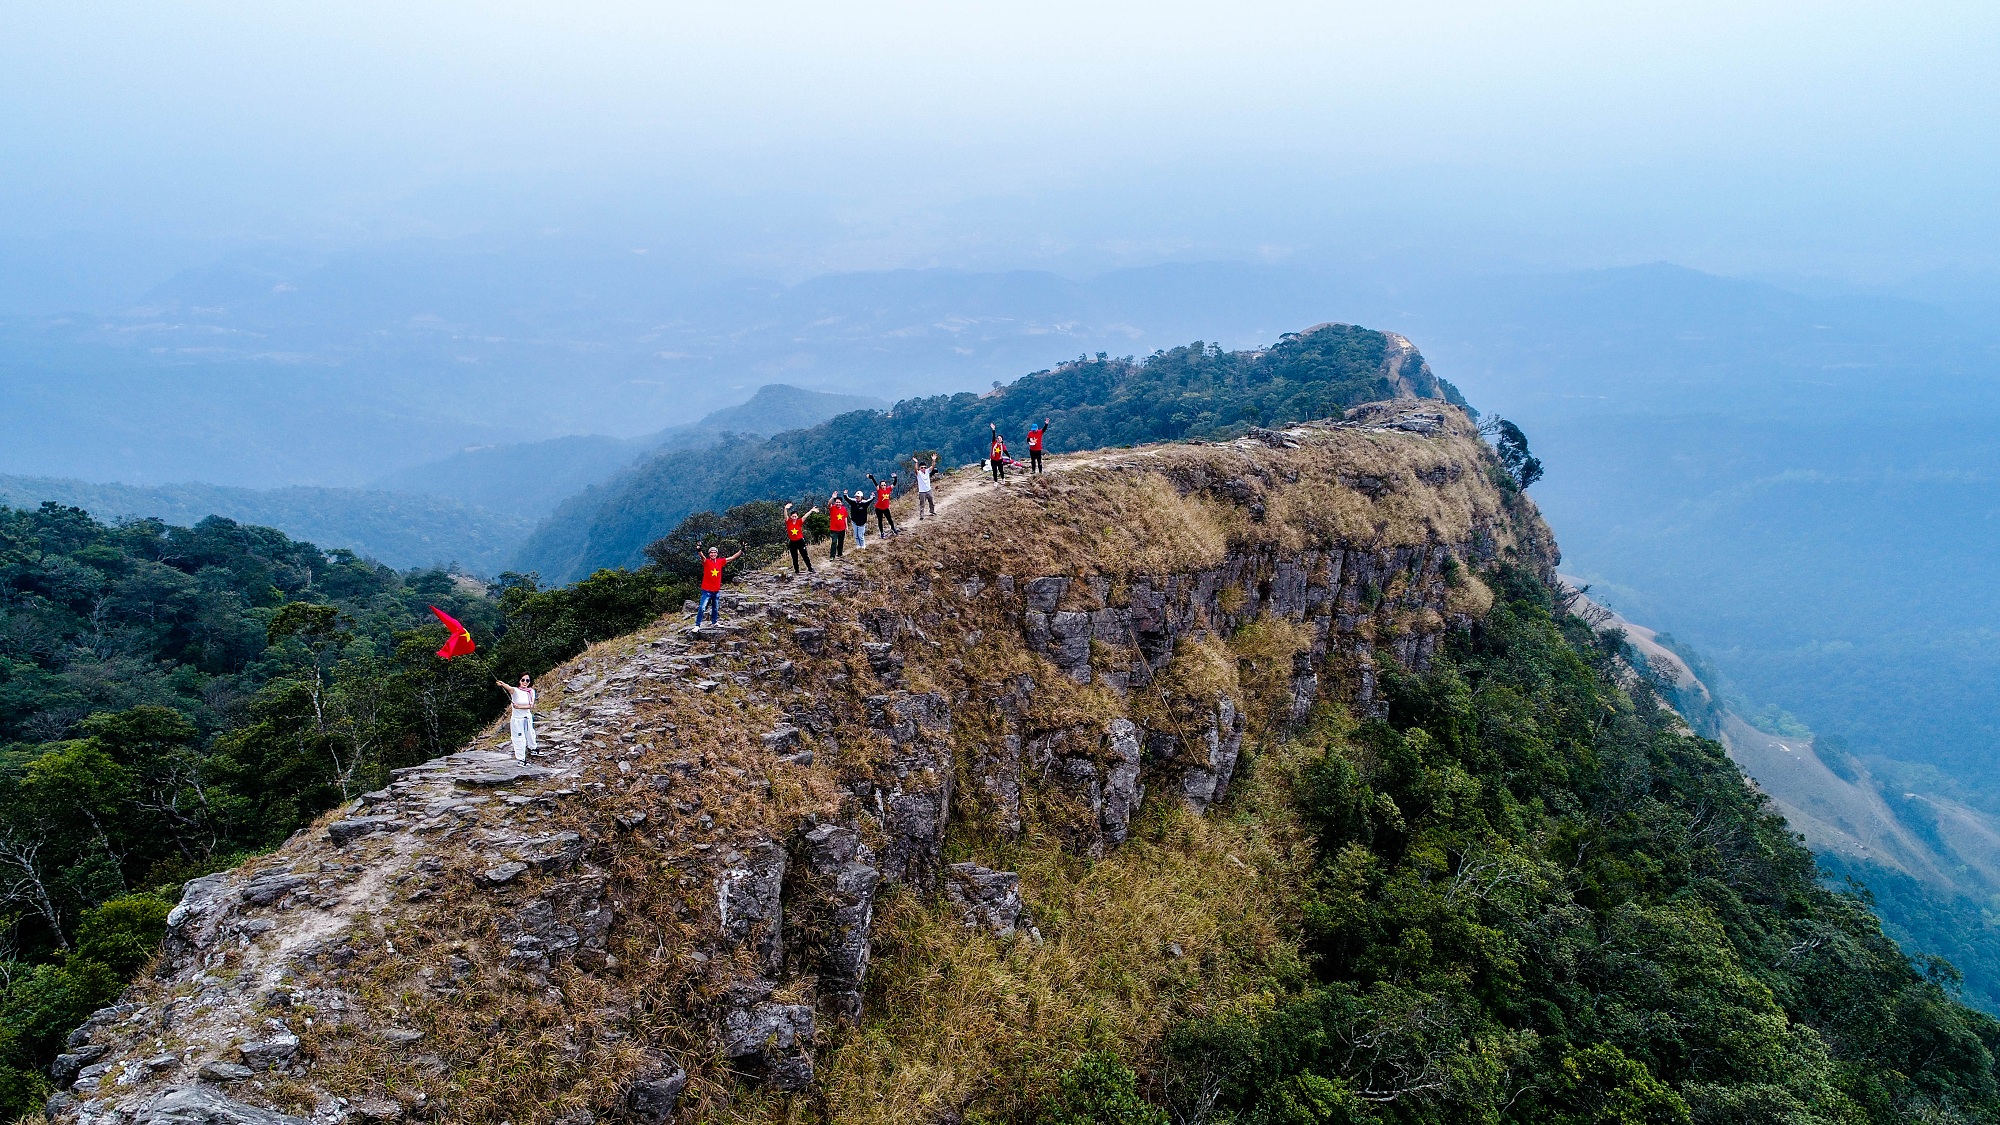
[1026,418,1051,474]
[914,454,938,518]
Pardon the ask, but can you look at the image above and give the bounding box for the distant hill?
[513,323,1458,582]
[1580,586,2000,1014]
[369,384,884,519]
[0,476,530,573]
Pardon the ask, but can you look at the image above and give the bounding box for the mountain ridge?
[512,322,1459,582]
[42,401,2000,1125]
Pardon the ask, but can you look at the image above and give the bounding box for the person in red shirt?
[1026,417,1051,474]
[988,423,1009,482]
[826,493,850,560]
[866,472,899,535]
[783,502,819,574]
[694,544,741,625]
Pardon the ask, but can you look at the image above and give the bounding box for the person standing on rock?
[914,454,938,519]
[988,423,1009,482]
[784,502,819,574]
[1026,418,1050,474]
[827,492,850,559]
[695,544,740,624]
[867,472,899,536]
[495,673,537,763]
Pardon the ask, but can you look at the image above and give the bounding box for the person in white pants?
[914,454,937,518]
[496,673,537,761]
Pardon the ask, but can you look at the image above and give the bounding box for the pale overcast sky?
[3,1,1996,286]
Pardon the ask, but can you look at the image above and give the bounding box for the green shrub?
[1044,1054,1167,1125]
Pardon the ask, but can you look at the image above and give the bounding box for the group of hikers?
[499,418,1055,761]
[694,417,1054,618]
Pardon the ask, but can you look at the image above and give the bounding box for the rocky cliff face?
[47,402,1551,1125]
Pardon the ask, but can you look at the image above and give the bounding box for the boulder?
[1101,719,1145,846]
[720,1001,814,1089]
[326,817,400,845]
[943,864,1038,940]
[241,874,308,906]
[480,861,527,886]
[197,1061,253,1083]
[795,824,880,1018]
[624,1056,688,1125]
[1023,576,1069,613]
[50,1044,106,1085]
[717,841,786,973]
[1182,698,1245,814]
[133,1085,307,1125]
[160,874,236,973]
[237,1033,300,1069]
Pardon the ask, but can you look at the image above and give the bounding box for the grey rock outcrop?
[129,1084,306,1125]
[717,841,787,975]
[943,864,1038,940]
[1182,698,1246,814]
[867,692,955,886]
[792,824,879,1021]
[237,1033,300,1069]
[624,1056,688,1125]
[159,874,235,976]
[1101,719,1145,846]
[720,995,815,1091]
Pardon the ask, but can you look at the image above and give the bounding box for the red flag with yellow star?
[429,605,476,659]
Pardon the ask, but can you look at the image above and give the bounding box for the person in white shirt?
[914,454,937,519]
[495,673,537,762]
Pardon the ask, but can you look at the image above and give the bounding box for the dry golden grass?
[722,736,1327,1125]
[1226,618,1317,740]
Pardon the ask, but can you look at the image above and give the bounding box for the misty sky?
[5,1,1998,300]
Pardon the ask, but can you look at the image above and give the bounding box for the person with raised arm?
[494,672,538,763]
[913,454,938,519]
[849,488,871,548]
[988,423,1009,482]
[867,471,899,536]
[1026,418,1051,474]
[694,544,741,625]
[783,501,819,574]
[826,492,850,559]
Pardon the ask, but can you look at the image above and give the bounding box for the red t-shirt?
[1028,428,1044,451]
[786,514,805,541]
[991,437,1007,458]
[829,502,848,531]
[701,557,727,592]
[874,484,893,509]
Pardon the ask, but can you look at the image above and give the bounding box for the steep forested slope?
[515,324,1459,581]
